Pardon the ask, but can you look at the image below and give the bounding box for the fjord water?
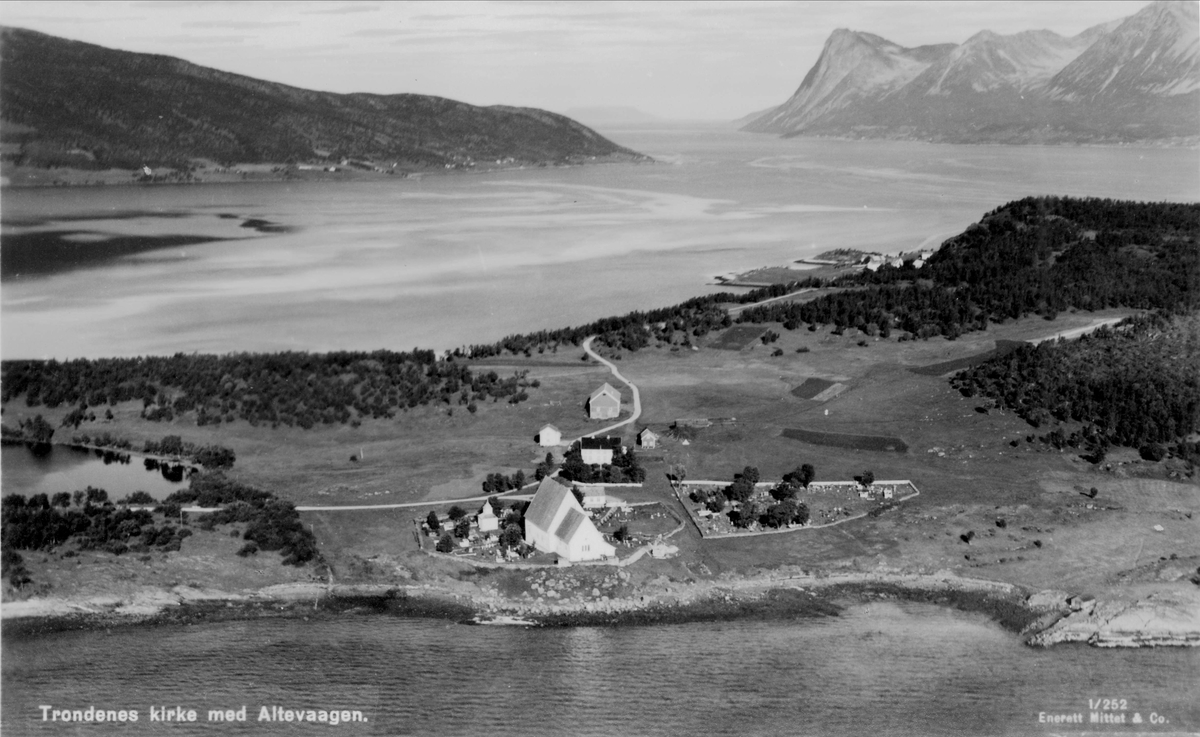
[3,128,1199,736]
[3,603,1198,736]
[2,127,1196,359]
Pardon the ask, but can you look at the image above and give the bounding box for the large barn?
[587,383,621,420]
[523,477,615,562]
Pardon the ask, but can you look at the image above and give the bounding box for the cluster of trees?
[459,279,826,358]
[481,470,527,493]
[141,435,236,469]
[953,313,1200,457]
[1,350,535,430]
[1,487,195,585]
[168,473,318,566]
[558,444,646,484]
[1,415,55,445]
[737,197,1198,340]
[689,465,815,529]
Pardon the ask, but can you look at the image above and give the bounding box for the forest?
[952,312,1200,458]
[1,350,534,429]
[737,198,1199,338]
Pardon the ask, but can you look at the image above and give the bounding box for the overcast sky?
[1,1,1153,120]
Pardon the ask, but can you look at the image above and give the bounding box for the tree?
[425,510,440,532]
[798,463,815,488]
[739,466,760,485]
[454,517,471,539]
[724,476,754,504]
[500,523,523,548]
[861,470,875,488]
[613,524,630,542]
[435,533,456,553]
[51,492,71,508]
[448,505,466,521]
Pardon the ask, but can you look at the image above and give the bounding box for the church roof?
[525,477,573,533]
[553,507,588,543]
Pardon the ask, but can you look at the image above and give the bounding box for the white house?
[524,477,615,562]
[537,424,562,447]
[579,436,621,465]
[477,502,499,533]
[638,428,658,448]
[588,383,621,420]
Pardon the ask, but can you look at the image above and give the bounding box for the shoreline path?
[292,335,641,512]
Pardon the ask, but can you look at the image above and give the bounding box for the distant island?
[742,1,1199,145]
[0,27,650,184]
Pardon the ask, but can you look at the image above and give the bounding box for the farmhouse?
[588,383,621,420]
[638,428,658,448]
[524,477,615,562]
[580,436,621,465]
[537,424,562,447]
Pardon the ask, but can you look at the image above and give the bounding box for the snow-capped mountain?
[742,1,1198,144]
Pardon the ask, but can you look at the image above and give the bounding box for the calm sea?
[2,129,1199,736]
[2,127,1196,359]
[2,603,1198,737]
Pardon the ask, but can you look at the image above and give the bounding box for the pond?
[0,443,192,501]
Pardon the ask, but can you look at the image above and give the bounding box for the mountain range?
[0,27,647,171]
[743,1,1199,144]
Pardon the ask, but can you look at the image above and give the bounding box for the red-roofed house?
[523,477,615,562]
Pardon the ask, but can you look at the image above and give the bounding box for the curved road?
[237,336,644,514]
[576,335,642,442]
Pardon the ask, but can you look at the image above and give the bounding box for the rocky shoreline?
[5,571,1196,647]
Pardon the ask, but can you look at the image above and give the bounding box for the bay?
[2,602,1197,736]
[2,127,1196,360]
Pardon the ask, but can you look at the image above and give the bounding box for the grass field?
[908,340,1029,376]
[6,307,1193,605]
[708,326,767,351]
[790,377,837,399]
[781,428,908,453]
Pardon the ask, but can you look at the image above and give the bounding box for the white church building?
[523,477,615,562]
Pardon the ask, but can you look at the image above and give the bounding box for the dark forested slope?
[1,350,534,429]
[0,27,648,169]
[737,197,1200,338]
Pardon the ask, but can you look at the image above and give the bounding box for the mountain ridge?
[743,1,1199,144]
[0,27,649,171]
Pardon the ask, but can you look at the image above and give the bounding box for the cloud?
[300,4,379,15]
[347,28,407,38]
[182,20,300,29]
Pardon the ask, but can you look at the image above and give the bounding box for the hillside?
[0,27,648,171]
[743,1,1199,144]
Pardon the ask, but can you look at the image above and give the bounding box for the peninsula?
[3,197,1198,648]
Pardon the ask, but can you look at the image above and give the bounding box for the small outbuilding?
[477,502,499,533]
[588,383,621,420]
[637,428,658,448]
[537,424,562,447]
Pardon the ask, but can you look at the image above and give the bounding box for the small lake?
[0,443,191,501]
